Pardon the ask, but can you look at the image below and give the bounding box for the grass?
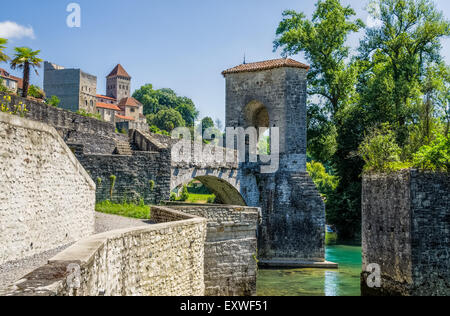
[184,193,215,204]
[95,200,151,219]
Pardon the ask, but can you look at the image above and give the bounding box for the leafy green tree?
[359,0,450,145]
[0,38,9,63]
[10,47,43,98]
[200,117,214,135]
[147,108,185,133]
[307,161,338,202]
[413,134,449,171]
[274,0,363,118]
[176,100,199,127]
[133,84,199,125]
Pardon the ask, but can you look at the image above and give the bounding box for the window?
[130,108,135,113]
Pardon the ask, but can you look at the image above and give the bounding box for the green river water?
[257,245,362,296]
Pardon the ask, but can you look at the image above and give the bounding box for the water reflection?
[324,271,338,296]
[257,245,362,296]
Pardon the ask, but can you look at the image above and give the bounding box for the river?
[257,245,362,296]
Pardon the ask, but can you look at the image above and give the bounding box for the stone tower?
[106,64,131,101]
[223,58,327,266]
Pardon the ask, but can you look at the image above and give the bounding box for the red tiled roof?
[118,97,141,107]
[96,94,116,101]
[222,58,310,76]
[107,64,131,78]
[115,114,135,121]
[96,102,121,111]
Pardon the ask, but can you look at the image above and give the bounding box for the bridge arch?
[171,168,248,206]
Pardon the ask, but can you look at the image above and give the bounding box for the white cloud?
[366,15,383,28]
[0,21,35,39]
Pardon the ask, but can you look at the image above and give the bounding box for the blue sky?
[1,0,450,123]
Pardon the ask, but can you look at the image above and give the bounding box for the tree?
[10,47,43,98]
[274,0,364,118]
[147,108,185,133]
[359,0,450,145]
[0,38,9,63]
[176,100,199,127]
[200,117,214,135]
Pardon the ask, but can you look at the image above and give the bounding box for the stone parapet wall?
[2,207,207,296]
[362,170,449,296]
[162,202,260,296]
[0,92,125,154]
[0,112,95,266]
[74,148,171,205]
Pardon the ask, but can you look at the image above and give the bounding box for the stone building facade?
[43,61,97,113]
[222,58,327,266]
[361,170,449,296]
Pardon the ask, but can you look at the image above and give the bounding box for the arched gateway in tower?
[222,58,329,267]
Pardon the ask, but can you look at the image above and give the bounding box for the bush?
[307,161,338,201]
[28,85,45,100]
[170,192,177,201]
[413,135,449,172]
[76,109,102,120]
[46,95,60,107]
[179,185,189,202]
[359,124,406,172]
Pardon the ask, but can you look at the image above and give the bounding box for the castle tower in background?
[223,58,327,266]
[106,64,131,101]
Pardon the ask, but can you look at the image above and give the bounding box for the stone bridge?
[1,58,328,267]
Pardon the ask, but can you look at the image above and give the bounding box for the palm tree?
[10,47,43,98]
[0,38,9,63]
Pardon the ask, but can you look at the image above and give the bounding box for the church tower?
[106,64,131,101]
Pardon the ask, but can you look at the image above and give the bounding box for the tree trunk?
[21,62,30,98]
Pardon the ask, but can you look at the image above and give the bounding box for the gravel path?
[94,212,153,234]
[0,243,73,291]
[0,212,153,291]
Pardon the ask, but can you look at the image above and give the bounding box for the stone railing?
[162,202,260,296]
[2,207,207,296]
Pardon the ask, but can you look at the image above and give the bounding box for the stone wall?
[73,145,171,205]
[361,170,450,296]
[2,207,207,296]
[0,112,95,266]
[0,92,126,154]
[162,202,260,296]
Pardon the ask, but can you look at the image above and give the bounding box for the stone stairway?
[114,140,133,155]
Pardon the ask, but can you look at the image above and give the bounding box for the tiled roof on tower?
[118,97,141,107]
[222,58,309,76]
[107,64,131,78]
